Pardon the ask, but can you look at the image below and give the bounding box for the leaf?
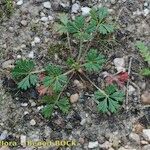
[105,84,117,95]
[140,68,150,76]
[99,24,114,34]
[12,59,35,79]
[108,98,120,113]
[136,41,150,63]
[42,104,54,118]
[18,76,30,90]
[54,13,69,34]
[57,97,70,114]
[110,91,125,102]
[42,95,57,104]
[97,7,109,21]
[30,74,38,86]
[43,64,67,92]
[67,16,85,33]
[94,85,125,113]
[84,49,106,72]
[11,59,38,90]
[97,99,108,113]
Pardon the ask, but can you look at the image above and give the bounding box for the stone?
[128,85,136,95]
[0,130,8,140]
[70,93,79,103]
[141,91,150,105]
[2,60,15,69]
[71,3,80,13]
[17,55,22,59]
[41,17,49,22]
[73,80,84,89]
[21,20,27,26]
[79,137,84,144]
[129,133,140,144]
[80,118,86,125]
[21,103,28,107]
[100,141,112,149]
[143,129,150,141]
[34,37,41,43]
[30,119,36,126]
[17,0,23,6]
[110,0,116,4]
[143,9,149,16]
[141,140,149,145]
[133,123,144,134]
[48,16,53,21]
[142,145,150,150]
[43,2,51,9]
[20,135,26,147]
[81,7,91,16]
[113,58,125,72]
[28,51,34,59]
[88,141,99,149]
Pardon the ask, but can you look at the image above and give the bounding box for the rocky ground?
[0,0,150,150]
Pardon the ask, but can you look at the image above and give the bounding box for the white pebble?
[81,7,91,16]
[41,17,49,22]
[0,130,8,140]
[48,16,54,21]
[43,1,51,9]
[30,119,36,126]
[17,55,22,59]
[21,103,28,107]
[143,9,149,16]
[28,51,34,59]
[128,85,136,95]
[17,0,23,6]
[34,37,41,43]
[88,141,99,149]
[113,58,125,72]
[72,3,80,13]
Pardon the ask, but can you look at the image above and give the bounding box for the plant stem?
[67,32,72,56]
[77,39,83,61]
[63,69,74,76]
[31,69,45,74]
[81,71,108,97]
[54,72,74,105]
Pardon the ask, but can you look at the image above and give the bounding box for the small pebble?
[141,91,150,105]
[21,103,28,107]
[30,119,36,126]
[34,37,41,43]
[71,3,80,13]
[21,20,27,26]
[81,7,91,16]
[70,93,79,103]
[17,0,23,6]
[41,17,49,22]
[43,1,51,9]
[88,141,99,149]
[20,135,26,147]
[28,51,34,59]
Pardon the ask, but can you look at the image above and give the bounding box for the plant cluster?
[0,0,13,19]
[11,7,125,118]
[136,41,150,76]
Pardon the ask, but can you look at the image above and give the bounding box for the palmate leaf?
[12,59,38,90]
[140,68,150,76]
[99,24,114,34]
[42,104,54,118]
[135,41,150,76]
[43,64,67,92]
[54,13,69,34]
[67,16,85,33]
[12,59,35,79]
[57,97,70,114]
[90,7,114,35]
[136,41,150,63]
[84,49,106,72]
[94,85,125,113]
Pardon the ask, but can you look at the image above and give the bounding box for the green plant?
[136,41,150,76]
[11,7,125,118]
[0,0,13,18]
